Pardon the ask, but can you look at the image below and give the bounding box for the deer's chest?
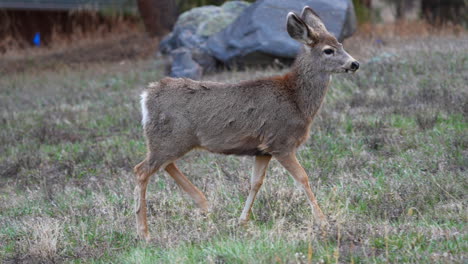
[263,116,311,154]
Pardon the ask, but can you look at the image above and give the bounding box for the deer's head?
[287,6,359,74]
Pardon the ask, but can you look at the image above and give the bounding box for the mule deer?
[134,6,359,241]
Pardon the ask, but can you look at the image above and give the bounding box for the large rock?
[207,0,357,65]
[160,1,250,52]
[170,48,202,80]
[159,1,251,78]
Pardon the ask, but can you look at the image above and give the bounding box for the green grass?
[0,36,467,263]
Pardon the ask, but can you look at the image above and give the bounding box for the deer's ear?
[286,12,318,45]
[301,6,327,33]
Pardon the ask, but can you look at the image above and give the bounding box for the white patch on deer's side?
[140,91,149,126]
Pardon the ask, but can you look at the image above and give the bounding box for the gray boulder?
[170,48,202,80]
[159,1,251,78]
[160,1,250,52]
[207,0,357,65]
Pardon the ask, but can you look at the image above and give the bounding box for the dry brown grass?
[0,10,144,56]
[356,19,466,39]
[343,20,467,60]
[23,217,63,259]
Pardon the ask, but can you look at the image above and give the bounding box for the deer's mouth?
[342,67,357,73]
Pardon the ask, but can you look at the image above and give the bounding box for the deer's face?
[311,35,359,73]
[287,7,359,74]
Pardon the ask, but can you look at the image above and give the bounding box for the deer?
[134,6,360,241]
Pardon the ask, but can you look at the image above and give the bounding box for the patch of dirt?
[0,161,21,178]
[0,33,159,75]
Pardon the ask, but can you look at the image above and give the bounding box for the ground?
[0,31,467,263]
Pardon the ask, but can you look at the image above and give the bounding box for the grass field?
[0,35,467,263]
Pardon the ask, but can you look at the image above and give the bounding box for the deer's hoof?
[137,231,150,242]
[238,218,249,227]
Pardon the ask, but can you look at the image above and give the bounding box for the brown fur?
[143,68,318,161]
[133,6,359,241]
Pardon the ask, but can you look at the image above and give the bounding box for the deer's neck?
[291,67,331,118]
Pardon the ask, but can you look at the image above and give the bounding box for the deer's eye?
[323,48,334,55]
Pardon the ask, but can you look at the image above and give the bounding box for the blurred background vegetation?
[138,0,466,37]
[177,0,255,12]
[0,0,466,53]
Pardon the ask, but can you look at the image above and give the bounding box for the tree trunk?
[422,0,467,25]
[137,0,177,37]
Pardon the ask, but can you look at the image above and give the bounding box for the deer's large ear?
[301,6,327,33]
[286,12,318,45]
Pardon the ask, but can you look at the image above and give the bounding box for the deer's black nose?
[350,61,360,71]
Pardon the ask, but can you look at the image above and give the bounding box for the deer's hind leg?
[165,162,208,212]
[134,134,199,241]
[134,154,168,242]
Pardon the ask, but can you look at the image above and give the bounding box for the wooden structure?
[0,0,136,11]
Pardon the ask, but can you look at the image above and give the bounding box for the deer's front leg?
[239,155,272,225]
[275,153,327,223]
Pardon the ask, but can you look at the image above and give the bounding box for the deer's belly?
[200,136,271,156]
[218,147,269,156]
